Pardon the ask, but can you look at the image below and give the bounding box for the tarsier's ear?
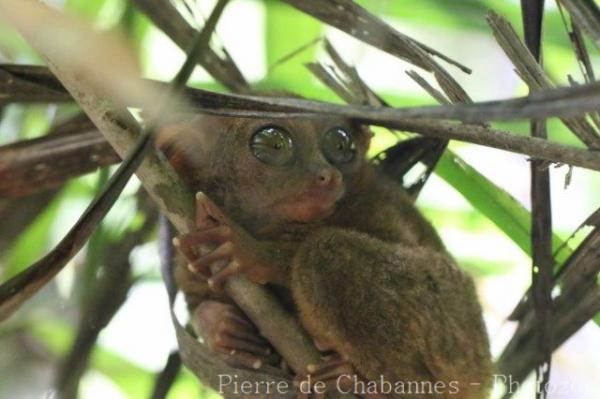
[354,123,374,152]
[155,115,224,181]
[155,121,199,177]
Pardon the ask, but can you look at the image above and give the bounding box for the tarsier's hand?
[174,192,280,289]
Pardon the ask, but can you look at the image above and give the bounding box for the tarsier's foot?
[295,355,355,396]
[192,300,279,370]
[295,355,386,399]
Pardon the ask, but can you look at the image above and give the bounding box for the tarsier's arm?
[176,193,300,289]
[172,193,303,370]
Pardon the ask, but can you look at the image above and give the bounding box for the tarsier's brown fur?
[158,114,492,398]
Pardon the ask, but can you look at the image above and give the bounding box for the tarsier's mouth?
[276,186,345,223]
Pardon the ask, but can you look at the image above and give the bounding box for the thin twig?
[149,351,182,399]
[270,37,322,72]
[520,1,554,397]
[4,64,600,171]
[55,193,158,399]
[498,223,600,388]
[488,10,600,150]
[281,0,471,74]
[129,0,248,92]
[283,0,473,107]
[405,70,451,105]
[557,0,600,50]
[0,120,118,198]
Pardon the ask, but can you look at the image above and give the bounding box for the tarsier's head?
[158,114,372,230]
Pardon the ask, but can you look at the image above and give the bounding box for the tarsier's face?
[159,115,371,229]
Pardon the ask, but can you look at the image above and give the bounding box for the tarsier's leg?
[291,227,491,398]
[294,352,387,399]
[173,196,279,370]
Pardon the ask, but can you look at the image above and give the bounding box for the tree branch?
[4,63,600,172]
[558,0,600,50]
[55,193,157,399]
[0,117,118,198]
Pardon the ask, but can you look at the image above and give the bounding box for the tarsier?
[158,113,492,398]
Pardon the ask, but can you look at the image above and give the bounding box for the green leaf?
[354,0,572,53]
[31,320,152,397]
[263,0,322,93]
[168,369,220,399]
[4,191,64,278]
[435,149,572,265]
[355,0,493,31]
[30,319,210,398]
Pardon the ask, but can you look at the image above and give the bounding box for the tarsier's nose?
[316,167,342,188]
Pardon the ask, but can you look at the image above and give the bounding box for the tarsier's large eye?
[321,127,356,164]
[250,125,295,166]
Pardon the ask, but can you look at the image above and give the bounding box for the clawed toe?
[193,301,280,371]
[213,326,279,369]
[295,355,359,397]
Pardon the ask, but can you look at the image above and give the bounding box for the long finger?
[197,191,230,225]
[215,346,265,370]
[223,308,257,331]
[208,260,241,290]
[222,320,269,346]
[175,226,230,250]
[307,357,349,375]
[173,229,229,277]
[189,241,233,275]
[226,329,270,347]
[310,365,356,385]
[219,332,272,357]
[195,192,219,229]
